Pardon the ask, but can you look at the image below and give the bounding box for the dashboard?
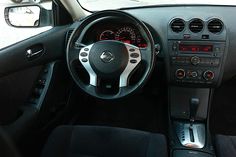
[69,5,236,87]
[123,6,236,86]
[82,20,147,48]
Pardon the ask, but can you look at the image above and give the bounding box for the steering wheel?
[66,10,155,99]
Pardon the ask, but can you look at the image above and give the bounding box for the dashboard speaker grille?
[189,19,204,33]
[208,19,223,34]
[171,18,185,33]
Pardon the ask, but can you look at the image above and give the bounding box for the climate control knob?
[203,70,214,81]
[176,69,186,79]
[191,56,200,65]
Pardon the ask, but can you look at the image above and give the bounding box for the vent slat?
[208,19,223,34]
[189,19,203,33]
[65,29,74,46]
[170,18,185,33]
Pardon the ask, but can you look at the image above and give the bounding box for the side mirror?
[4,5,52,27]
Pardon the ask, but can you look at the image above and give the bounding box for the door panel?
[0,66,43,125]
[0,25,69,141]
[0,26,68,77]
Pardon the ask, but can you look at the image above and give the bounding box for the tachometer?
[99,30,115,40]
[115,27,136,44]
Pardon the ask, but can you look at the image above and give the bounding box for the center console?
[168,41,225,86]
[167,17,228,157]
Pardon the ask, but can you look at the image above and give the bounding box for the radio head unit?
[168,40,226,87]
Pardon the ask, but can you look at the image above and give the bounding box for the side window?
[0,0,53,49]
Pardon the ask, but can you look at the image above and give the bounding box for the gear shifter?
[175,97,205,148]
[190,98,200,124]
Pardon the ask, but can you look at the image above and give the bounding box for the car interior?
[1,0,236,157]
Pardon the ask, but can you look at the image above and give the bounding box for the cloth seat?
[41,125,168,157]
[215,134,236,157]
[0,128,20,157]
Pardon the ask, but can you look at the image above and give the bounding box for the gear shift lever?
[175,97,205,149]
[190,98,200,125]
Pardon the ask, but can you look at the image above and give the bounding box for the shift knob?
[190,98,200,123]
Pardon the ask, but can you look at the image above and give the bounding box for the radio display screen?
[179,44,213,52]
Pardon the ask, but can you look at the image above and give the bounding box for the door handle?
[26,44,44,60]
[26,49,43,58]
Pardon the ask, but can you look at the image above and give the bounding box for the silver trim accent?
[119,44,141,87]
[175,69,186,79]
[203,70,215,81]
[26,49,43,58]
[176,122,205,149]
[79,44,97,86]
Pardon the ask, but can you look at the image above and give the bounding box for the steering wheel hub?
[89,40,129,78]
[100,51,114,63]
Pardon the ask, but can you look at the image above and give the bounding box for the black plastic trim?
[0,25,69,77]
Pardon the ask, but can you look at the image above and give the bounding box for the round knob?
[191,56,200,65]
[187,71,198,78]
[176,69,185,79]
[203,70,214,80]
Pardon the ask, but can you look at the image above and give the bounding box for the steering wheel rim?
[66,10,155,100]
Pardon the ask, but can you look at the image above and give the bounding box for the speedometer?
[115,27,136,44]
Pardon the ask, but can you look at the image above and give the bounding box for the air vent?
[65,29,74,46]
[189,19,204,33]
[208,19,223,34]
[170,18,185,33]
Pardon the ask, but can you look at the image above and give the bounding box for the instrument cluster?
[96,24,147,48]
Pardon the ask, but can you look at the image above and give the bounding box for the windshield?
[78,0,236,11]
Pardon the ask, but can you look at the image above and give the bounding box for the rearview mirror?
[5,5,41,27]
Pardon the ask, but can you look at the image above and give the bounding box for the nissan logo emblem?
[100,51,114,63]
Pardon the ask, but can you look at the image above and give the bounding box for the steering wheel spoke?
[85,84,98,95]
[79,44,98,86]
[140,48,150,63]
[119,44,141,87]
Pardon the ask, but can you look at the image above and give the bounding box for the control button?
[130,53,139,58]
[130,59,137,64]
[171,57,178,64]
[202,35,209,39]
[38,79,46,87]
[81,58,88,62]
[176,69,185,79]
[200,58,208,65]
[185,57,191,64]
[203,70,214,81]
[191,71,198,78]
[213,59,220,66]
[80,52,88,57]
[187,71,198,78]
[172,43,178,51]
[129,48,135,52]
[175,57,186,64]
[214,47,221,52]
[183,34,191,39]
[191,56,200,65]
[84,48,89,51]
